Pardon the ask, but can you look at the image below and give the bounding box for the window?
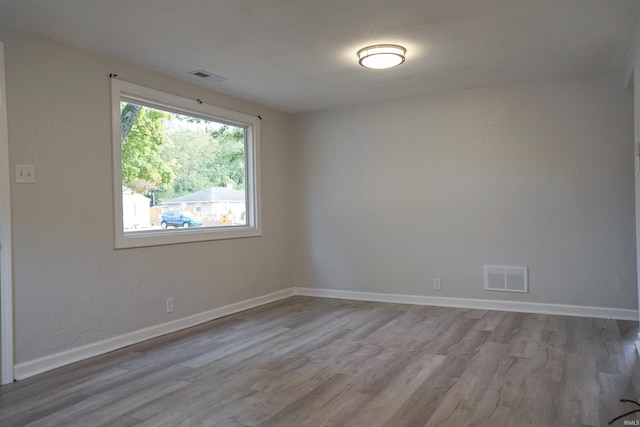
[111,80,261,248]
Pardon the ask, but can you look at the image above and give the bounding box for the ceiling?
[0,0,639,113]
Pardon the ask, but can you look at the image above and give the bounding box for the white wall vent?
[484,265,528,293]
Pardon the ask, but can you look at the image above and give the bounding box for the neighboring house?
[158,185,246,225]
[122,187,151,230]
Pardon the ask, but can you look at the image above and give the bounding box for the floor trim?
[293,287,639,321]
[13,288,294,380]
[14,286,638,381]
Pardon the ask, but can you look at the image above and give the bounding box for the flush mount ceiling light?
[358,44,406,69]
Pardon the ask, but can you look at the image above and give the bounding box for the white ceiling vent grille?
[187,70,227,83]
[484,265,528,293]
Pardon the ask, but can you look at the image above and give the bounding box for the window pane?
[120,101,247,232]
[112,79,260,248]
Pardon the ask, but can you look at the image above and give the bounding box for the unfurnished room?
[1,1,640,426]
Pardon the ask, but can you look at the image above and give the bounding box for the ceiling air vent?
[188,70,227,83]
[484,265,528,293]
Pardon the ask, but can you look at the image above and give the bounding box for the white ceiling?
[1,0,639,113]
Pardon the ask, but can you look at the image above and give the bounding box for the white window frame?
[111,80,261,249]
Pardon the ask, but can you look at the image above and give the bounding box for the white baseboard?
[14,286,638,380]
[293,287,639,321]
[14,288,294,381]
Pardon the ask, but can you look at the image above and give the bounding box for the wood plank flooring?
[1,296,639,426]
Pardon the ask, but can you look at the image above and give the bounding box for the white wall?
[292,71,637,310]
[1,23,292,364]
[631,30,640,319]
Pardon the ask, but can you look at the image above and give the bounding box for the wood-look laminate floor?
[1,296,639,427]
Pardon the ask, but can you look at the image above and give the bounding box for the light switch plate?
[15,164,35,184]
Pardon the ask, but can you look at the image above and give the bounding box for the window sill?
[115,226,262,249]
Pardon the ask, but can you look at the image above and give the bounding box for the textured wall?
[292,71,637,309]
[1,23,292,363]
[633,32,640,317]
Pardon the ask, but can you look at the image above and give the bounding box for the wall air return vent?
[484,265,528,293]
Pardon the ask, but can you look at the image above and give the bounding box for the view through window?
[121,102,247,231]
[112,80,260,248]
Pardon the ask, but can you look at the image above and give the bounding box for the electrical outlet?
[166,297,174,313]
[433,278,441,291]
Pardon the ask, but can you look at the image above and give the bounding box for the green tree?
[211,126,245,189]
[155,128,217,200]
[154,124,245,203]
[120,103,175,195]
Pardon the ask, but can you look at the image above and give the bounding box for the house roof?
[122,186,150,201]
[0,1,638,113]
[160,187,245,204]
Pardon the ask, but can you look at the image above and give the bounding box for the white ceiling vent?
[484,265,528,293]
[188,70,227,83]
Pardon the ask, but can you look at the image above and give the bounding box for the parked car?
[160,210,203,228]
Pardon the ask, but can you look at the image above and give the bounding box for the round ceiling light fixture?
[358,44,406,69]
